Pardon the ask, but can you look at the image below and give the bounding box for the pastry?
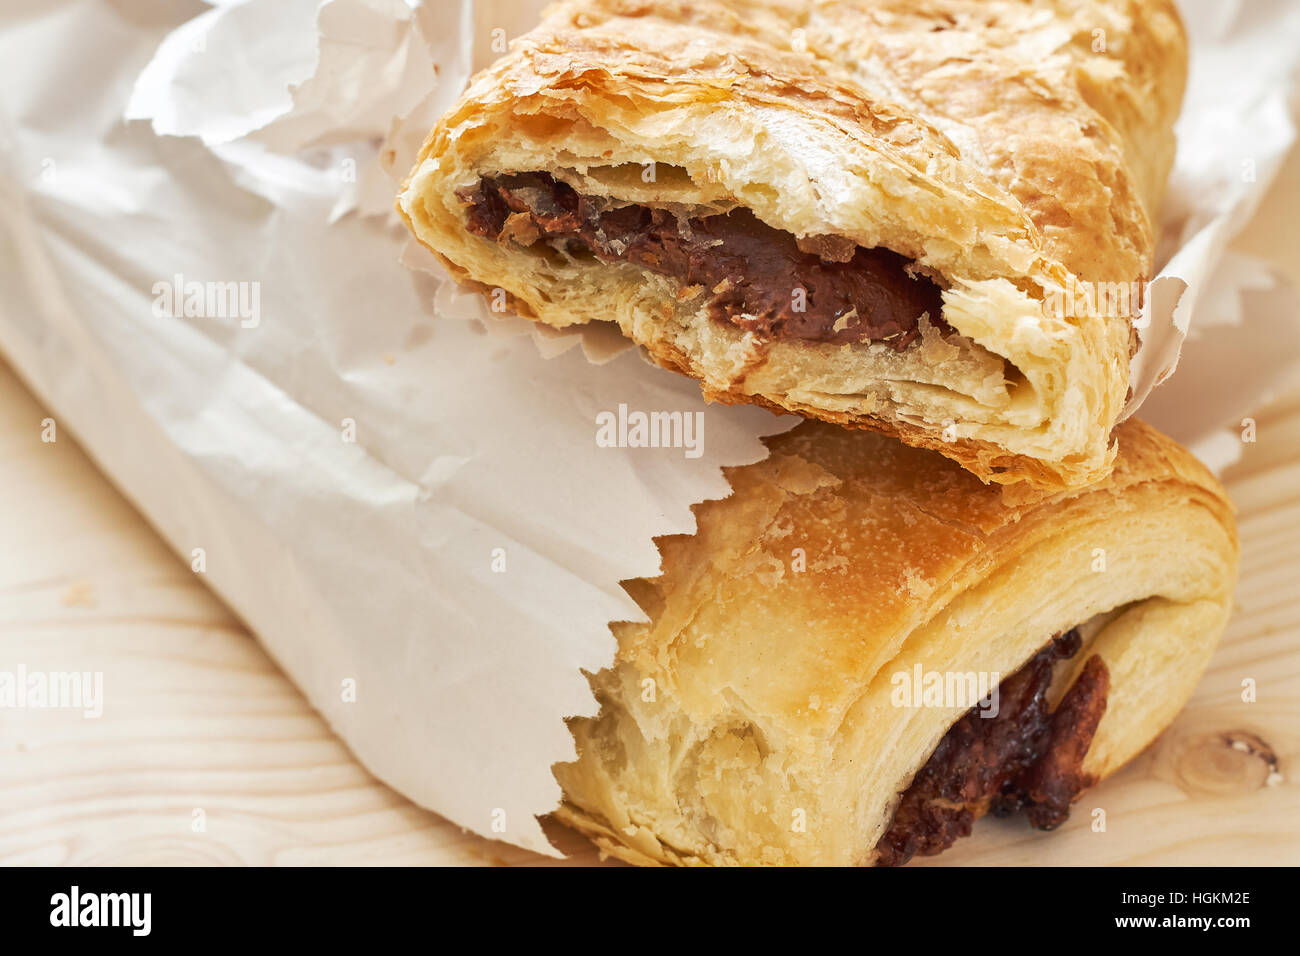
[398,0,1188,489]
[552,418,1238,866]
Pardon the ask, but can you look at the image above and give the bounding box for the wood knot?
[1169,729,1283,797]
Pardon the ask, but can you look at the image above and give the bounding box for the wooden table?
[2,163,1297,870]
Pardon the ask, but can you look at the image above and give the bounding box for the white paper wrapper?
[1125,0,1300,470]
[1,0,1297,858]
[1,0,789,858]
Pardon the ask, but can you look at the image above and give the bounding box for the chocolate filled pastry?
[551,419,1237,866]
[398,0,1189,489]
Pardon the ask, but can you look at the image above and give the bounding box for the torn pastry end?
[874,629,1111,867]
[457,172,950,350]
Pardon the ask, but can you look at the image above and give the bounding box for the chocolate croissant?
[552,419,1237,866]
[398,0,1188,489]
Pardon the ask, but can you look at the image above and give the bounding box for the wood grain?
[2,359,1296,867]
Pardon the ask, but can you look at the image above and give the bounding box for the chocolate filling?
[874,629,1110,867]
[457,173,949,349]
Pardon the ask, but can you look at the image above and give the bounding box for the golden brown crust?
[552,419,1238,865]
[398,0,1187,491]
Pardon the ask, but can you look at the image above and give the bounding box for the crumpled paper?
[1125,0,1300,469]
[0,0,1296,859]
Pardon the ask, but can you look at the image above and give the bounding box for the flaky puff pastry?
[552,419,1237,866]
[398,0,1187,490]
